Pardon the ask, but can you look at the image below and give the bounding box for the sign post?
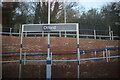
[46,0,51,79]
[20,23,79,79]
[46,32,51,80]
[19,1,80,80]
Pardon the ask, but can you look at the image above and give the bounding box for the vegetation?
[2,1,120,35]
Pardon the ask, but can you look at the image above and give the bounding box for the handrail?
[1,55,120,63]
[1,46,119,57]
[0,32,120,40]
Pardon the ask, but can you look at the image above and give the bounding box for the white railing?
[0,31,120,40]
[0,27,120,40]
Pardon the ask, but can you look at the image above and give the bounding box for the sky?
[79,2,108,11]
[66,0,119,11]
[66,0,119,2]
[0,0,119,11]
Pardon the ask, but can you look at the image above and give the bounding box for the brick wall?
[2,36,119,53]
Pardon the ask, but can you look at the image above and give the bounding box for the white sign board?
[23,23,78,32]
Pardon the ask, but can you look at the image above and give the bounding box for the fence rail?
[0,46,120,59]
[1,56,120,63]
[0,32,120,40]
[1,27,120,40]
[1,46,119,55]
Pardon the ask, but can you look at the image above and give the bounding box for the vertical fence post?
[19,25,23,79]
[42,31,44,37]
[46,0,51,79]
[59,31,61,37]
[83,51,85,54]
[10,28,12,36]
[46,33,51,80]
[105,49,109,62]
[108,50,111,61]
[111,31,114,40]
[94,51,96,56]
[103,50,105,59]
[24,32,27,65]
[94,30,96,39]
[86,36,88,38]
[76,24,80,79]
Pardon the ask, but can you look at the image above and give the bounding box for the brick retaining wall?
[2,36,119,53]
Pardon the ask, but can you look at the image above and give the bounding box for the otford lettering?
[43,26,56,31]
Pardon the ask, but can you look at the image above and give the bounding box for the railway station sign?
[23,23,78,32]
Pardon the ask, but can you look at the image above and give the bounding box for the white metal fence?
[0,27,120,40]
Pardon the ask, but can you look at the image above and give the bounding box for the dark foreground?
[2,58,120,79]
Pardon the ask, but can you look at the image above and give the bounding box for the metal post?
[108,50,111,61]
[26,32,27,36]
[47,33,50,58]
[105,49,109,62]
[24,32,27,65]
[19,25,24,79]
[42,31,44,37]
[47,0,50,60]
[48,0,50,24]
[46,0,51,79]
[94,51,96,56]
[59,31,61,37]
[46,33,51,80]
[86,36,88,38]
[83,51,85,54]
[111,31,114,40]
[10,28,12,36]
[76,24,80,79]
[94,30,96,39]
